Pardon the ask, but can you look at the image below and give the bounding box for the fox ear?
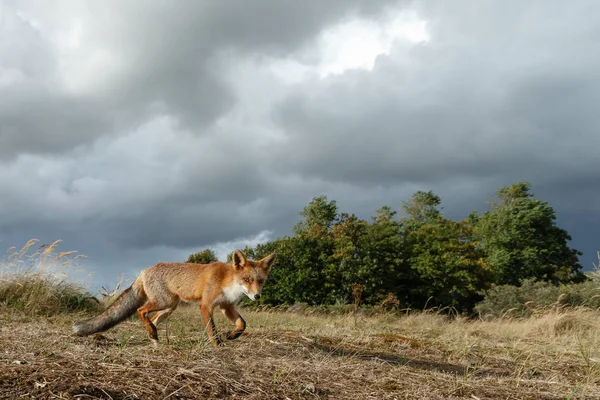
[260,253,276,272]
[232,250,247,269]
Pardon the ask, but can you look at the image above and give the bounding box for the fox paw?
[225,331,243,340]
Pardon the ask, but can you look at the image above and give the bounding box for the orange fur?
[73,250,276,346]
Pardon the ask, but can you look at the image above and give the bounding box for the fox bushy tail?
[73,281,146,336]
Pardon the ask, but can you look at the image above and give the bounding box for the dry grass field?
[1,304,599,399]
[1,240,599,399]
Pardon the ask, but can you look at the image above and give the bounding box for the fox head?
[231,249,276,301]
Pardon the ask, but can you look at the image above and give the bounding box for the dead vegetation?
[1,305,599,399]
[0,239,100,316]
[1,240,599,399]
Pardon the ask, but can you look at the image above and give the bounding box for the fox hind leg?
[138,290,179,344]
[151,302,179,326]
[137,302,161,343]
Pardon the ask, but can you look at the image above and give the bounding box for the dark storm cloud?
[272,0,600,195]
[275,71,600,188]
[1,0,599,288]
[0,0,398,159]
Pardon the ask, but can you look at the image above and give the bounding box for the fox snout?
[246,291,261,301]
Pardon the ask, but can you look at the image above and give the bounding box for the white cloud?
[211,230,273,261]
[318,11,429,77]
[269,10,429,83]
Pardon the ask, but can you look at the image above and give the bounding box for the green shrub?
[475,278,600,318]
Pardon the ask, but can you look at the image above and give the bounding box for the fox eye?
[257,279,264,284]
[243,277,250,283]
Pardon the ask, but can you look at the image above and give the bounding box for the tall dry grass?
[0,239,101,315]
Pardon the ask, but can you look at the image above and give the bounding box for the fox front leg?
[200,303,223,347]
[220,303,246,340]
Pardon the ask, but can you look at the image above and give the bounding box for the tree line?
[186,182,584,312]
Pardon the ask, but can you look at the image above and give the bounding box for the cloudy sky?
[1,0,599,290]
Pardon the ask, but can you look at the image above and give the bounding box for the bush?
[475,278,600,318]
[186,248,218,264]
[0,239,101,316]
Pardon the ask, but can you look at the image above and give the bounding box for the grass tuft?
[0,239,101,316]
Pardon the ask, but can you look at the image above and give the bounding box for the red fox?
[73,250,276,346]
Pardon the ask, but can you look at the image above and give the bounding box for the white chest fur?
[221,282,247,304]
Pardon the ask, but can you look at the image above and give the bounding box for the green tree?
[401,192,490,311]
[234,184,586,312]
[406,219,491,311]
[290,196,338,303]
[252,196,340,305]
[471,182,584,286]
[293,195,338,235]
[402,190,442,224]
[186,248,218,264]
[330,212,369,302]
[263,236,326,304]
[361,207,407,304]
